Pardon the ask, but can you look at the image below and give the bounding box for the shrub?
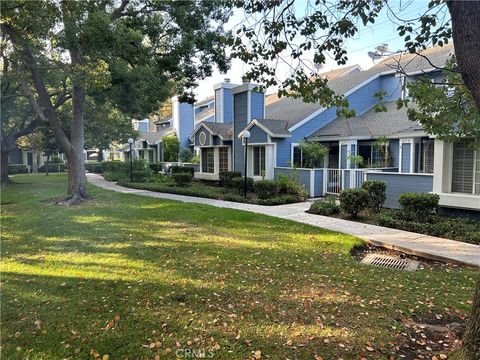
[103,171,127,182]
[85,162,103,173]
[231,176,254,195]
[8,164,29,174]
[131,170,150,182]
[102,161,126,173]
[398,193,439,221]
[191,155,200,164]
[147,173,170,184]
[179,148,194,162]
[308,196,340,216]
[361,180,387,212]
[375,210,480,245]
[219,171,242,187]
[172,172,193,186]
[170,166,195,176]
[339,188,368,217]
[38,164,66,173]
[256,194,300,206]
[276,173,308,200]
[162,135,180,161]
[149,163,162,173]
[50,156,63,164]
[253,180,278,199]
[223,193,247,203]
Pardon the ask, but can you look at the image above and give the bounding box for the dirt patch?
[395,314,467,359]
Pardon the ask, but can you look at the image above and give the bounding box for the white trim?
[291,142,300,165]
[231,83,257,94]
[247,90,251,123]
[310,169,315,197]
[288,66,439,132]
[239,119,291,139]
[399,138,414,173]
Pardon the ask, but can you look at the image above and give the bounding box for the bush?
[103,171,127,182]
[8,164,29,174]
[219,171,242,187]
[231,176,254,195]
[172,172,193,186]
[147,173,170,184]
[308,196,340,216]
[398,193,439,221]
[38,164,66,173]
[339,188,368,217]
[50,156,63,164]
[191,155,200,164]
[253,180,278,199]
[361,180,387,212]
[85,161,103,173]
[102,161,126,173]
[179,148,194,163]
[256,194,300,206]
[162,135,180,162]
[170,166,195,176]
[149,163,162,173]
[276,170,308,200]
[375,210,480,245]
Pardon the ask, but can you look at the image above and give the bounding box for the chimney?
[213,79,239,124]
[231,83,265,174]
[171,97,194,149]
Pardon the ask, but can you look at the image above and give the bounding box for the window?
[452,139,475,194]
[201,148,214,173]
[420,139,434,174]
[148,150,154,163]
[199,132,207,146]
[253,146,266,176]
[292,146,304,167]
[219,147,229,172]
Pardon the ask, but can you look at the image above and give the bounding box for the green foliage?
[339,188,369,217]
[298,141,328,168]
[398,58,480,140]
[149,163,163,173]
[253,180,279,199]
[276,168,308,200]
[38,164,66,173]
[375,210,480,245]
[219,171,242,188]
[256,194,302,206]
[179,148,194,163]
[85,162,103,173]
[308,196,341,216]
[163,135,180,162]
[7,164,29,174]
[103,171,128,182]
[361,180,387,212]
[190,155,200,164]
[231,176,254,195]
[398,193,440,221]
[102,161,127,173]
[170,166,195,176]
[347,154,364,167]
[172,172,193,186]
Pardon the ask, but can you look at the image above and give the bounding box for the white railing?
[326,168,378,195]
[326,169,342,194]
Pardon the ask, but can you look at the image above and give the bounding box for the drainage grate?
[361,253,419,271]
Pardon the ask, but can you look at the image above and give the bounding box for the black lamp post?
[242,130,251,198]
[128,137,134,182]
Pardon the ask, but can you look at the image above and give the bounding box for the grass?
[1,174,478,359]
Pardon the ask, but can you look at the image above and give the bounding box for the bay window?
[219,147,229,172]
[201,148,214,173]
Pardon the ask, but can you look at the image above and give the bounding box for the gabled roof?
[139,128,174,144]
[265,44,454,129]
[307,101,424,140]
[194,122,233,140]
[242,118,291,138]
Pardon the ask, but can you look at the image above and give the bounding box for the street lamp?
[241,130,250,198]
[128,137,134,182]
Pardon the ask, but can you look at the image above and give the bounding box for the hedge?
[253,180,278,199]
[361,180,386,212]
[398,193,439,221]
[308,197,340,216]
[339,188,368,217]
[172,172,193,186]
[170,166,195,176]
[219,171,241,187]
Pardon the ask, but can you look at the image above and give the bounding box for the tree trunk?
[32,150,39,173]
[446,4,480,358]
[447,1,480,110]
[461,278,480,360]
[1,150,10,183]
[45,155,49,176]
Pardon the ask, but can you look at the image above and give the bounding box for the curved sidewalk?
[87,173,480,268]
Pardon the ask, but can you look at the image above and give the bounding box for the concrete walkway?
[87,173,480,267]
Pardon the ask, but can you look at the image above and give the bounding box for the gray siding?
[401,143,411,173]
[274,167,325,197]
[251,92,264,119]
[233,92,248,173]
[314,169,324,197]
[249,124,269,143]
[194,128,211,147]
[366,172,433,209]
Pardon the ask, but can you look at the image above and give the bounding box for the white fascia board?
[232,83,258,94]
[213,82,240,90]
[240,119,291,139]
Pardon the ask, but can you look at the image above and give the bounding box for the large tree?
[230,0,479,358]
[1,0,230,203]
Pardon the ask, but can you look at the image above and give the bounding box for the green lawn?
[1,174,477,359]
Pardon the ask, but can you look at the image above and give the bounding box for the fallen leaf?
[253,350,262,359]
[365,346,374,352]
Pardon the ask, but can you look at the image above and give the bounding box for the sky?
[193,0,450,100]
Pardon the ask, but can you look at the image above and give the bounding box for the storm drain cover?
[361,253,419,271]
